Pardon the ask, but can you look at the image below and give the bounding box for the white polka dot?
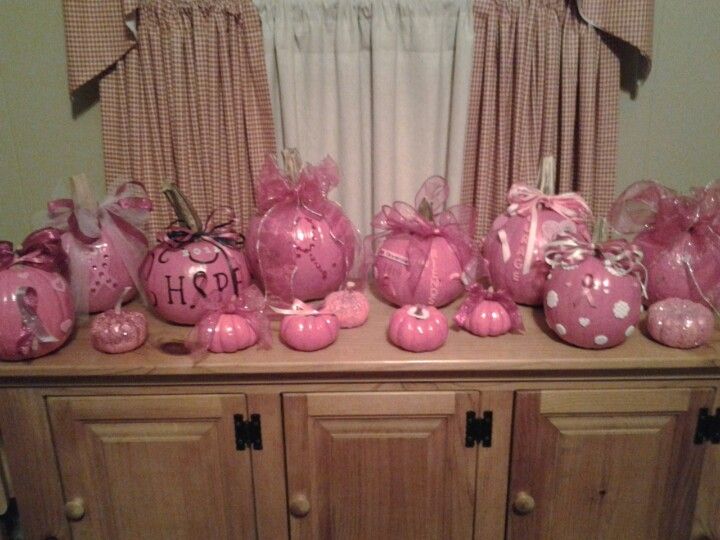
[546,290,559,308]
[625,326,635,337]
[555,323,567,336]
[578,317,590,327]
[594,335,608,346]
[613,300,630,319]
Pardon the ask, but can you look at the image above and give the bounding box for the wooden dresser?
[0,295,718,540]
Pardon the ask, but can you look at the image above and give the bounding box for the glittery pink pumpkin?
[544,257,642,349]
[63,233,136,313]
[0,266,74,361]
[196,312,258,353]
[647,298,715,349]
[280,312,339,352]
[373,234,464,307]
[388,305,448,352]
[484,211,590,306]
[91,305,147,354]
[322,288,369,328]
[140,240,251,326]
[458,299,512,337]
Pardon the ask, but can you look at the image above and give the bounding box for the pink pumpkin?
[140,239,251,326]
[544,245,643,349]
[374,234,465,307]
[91,303,147,354]
[457,299,511,337]
[0,230,74,361]
[388,305,448,352]
[322,287,370,328]
[483,185,592,306]
[196,312,258,353]
[280,311,339,352]
[247,153,358,303]
[647,298,715,349]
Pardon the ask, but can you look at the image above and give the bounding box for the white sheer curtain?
[255,0,474,233]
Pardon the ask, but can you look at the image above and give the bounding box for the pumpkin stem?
[414,306,425,317]
[162,184,202,232]
[70,174,99,213]
[282,148,303,184]
[114,286,133,314]
[417,198,434,222]
[536,156,556,196]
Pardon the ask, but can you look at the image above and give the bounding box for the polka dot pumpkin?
[543,256,642,349]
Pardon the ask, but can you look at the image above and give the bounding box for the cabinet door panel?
[508,388,714,540]
[283,391,494,540]
[48,395,256,540]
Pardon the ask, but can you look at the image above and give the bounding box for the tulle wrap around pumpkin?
[190,285,271,354]
[48,176,152,314]
[140,187,252,326]
[246,151,359,303]
[0,228,75,361]
[483,182,592,306]
[454,285,524,337]
[371,176,477,307]
[608,180,720,311]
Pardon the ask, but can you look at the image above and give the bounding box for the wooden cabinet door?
[283,391,510,540]
[48,394,256,540]
[508,388,715,540]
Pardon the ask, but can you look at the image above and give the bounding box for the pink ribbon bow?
[544,231,647,300]
[0,228,68,276]
[506,184,593,276]
[160,207,242,249]
[371,176,478,290]
[454,284,524,333]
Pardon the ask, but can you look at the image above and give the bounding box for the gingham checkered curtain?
[62,0,276,234]
[461,0,654,240]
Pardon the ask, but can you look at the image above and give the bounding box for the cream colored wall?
[1,1,719,244]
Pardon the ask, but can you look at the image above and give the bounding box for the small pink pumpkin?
[388,305,448,352]
[322,285,370,328]
[0,229,75,361]
[91,294,147,354]
[280,301,339,352]
[544,234,643,349]
[455,286,523,337]
[197,313,258,353]
[483,184,592,306]
[140,187,251,326]
[647,298,715,349]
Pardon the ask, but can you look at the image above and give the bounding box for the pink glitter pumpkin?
[647,298,715,349]
[91,290,147,354]
[279,300,339,352]
[609,180,720,309]
[483,184,592,306]
[322,284,370,328]
[0,229,74,361]
[246,151,359,303]
[140,187,251,326]
[388,305,448,352]
[455,285,524,337]
[372,176,477,307]
[543,233,644,349]
[47,176,152,314]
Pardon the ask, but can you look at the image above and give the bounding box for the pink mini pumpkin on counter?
[321,282,369,328]
[647,298,715,349]
[279,300,339,352]
[91,288,147,354]
[388,305,448,352]
[455,285,523,337]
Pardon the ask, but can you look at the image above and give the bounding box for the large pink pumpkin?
[246,206,353,302]
[635,231,720,307]
[484,211,589,306]
[280,312,339,352]
[647,298,715,349]
[388,305,448,352]
[63,233,136,313]
[373,233,464,307]
[0,266,74,361]
[140,240,251,326]
[543,257,642,349]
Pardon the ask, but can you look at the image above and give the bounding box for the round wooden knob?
[513,491,535,515]
[289,494,310,518]
[64,497,85,521]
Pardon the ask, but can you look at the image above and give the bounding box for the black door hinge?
[694,408,720,445]
[466,410,492,448]
[234,413,262,451]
